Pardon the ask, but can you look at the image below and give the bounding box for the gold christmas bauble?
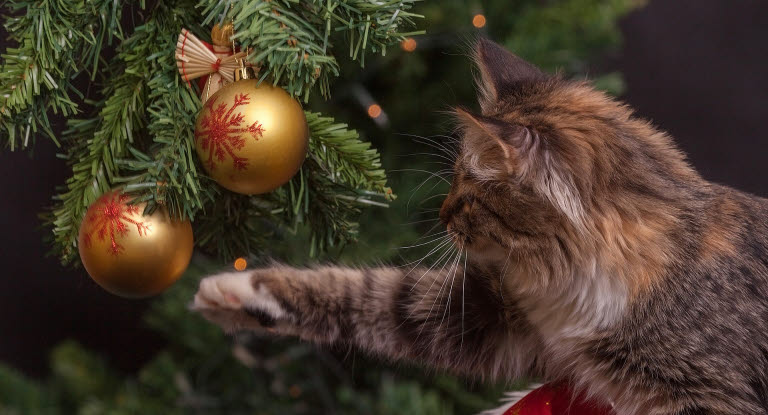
[194,79,309,194]
[77,191,194,299]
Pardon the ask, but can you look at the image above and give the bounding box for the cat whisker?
[401,217,440,226]
[412,220,447,243]
[407,174,449,213]
[396,152,456,165]
[409,243,457,292]
[419,193,449,205]
[413,136,459,160]
[397,168,452,214]
[426,246,463,348]
[431,134,461,146]
[413,228,449,240]
[390,168,452,183]
[395,246,440,271]
[417,247,461,342]
[396,133,459,159]
[399,237,454,273]
[460,250,468,355]
[417,137,459,159]
[437,245,464,340]
[410,133,457,152]
[398,244,460,332]
[395,231,449,250]
[423,160,455,167]
[499,247,514,300]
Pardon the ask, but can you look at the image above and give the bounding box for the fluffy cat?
[193,39,768,414]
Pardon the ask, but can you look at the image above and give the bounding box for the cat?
[192,38,768,415]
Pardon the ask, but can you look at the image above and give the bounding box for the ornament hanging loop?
[234,65,257,81]
[228,18,256,81]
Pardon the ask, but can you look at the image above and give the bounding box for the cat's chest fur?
[503,261,629,360]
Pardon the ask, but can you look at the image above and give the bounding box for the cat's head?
[440,39,697,270]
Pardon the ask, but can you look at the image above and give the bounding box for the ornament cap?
[211,23,234,47]
[234,66,257,81]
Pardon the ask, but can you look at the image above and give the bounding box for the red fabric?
[503,383,615,415]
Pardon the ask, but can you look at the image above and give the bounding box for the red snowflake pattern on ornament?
[82,193,150,256]
[195,93,265,170]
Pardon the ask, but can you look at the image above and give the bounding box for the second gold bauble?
[194,79,309,194]
[78,191,194,298]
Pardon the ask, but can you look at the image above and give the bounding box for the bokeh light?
[400,37,417,52]
[367,104,382,118]
[472,14,487,28]
[234,257,247,271]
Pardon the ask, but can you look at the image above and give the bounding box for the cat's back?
[598,184,768,412]
[654,183,768,331]
[704,184,768,269]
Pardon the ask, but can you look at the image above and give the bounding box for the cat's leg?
[193,264,541,380]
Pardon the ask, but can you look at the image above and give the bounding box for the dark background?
[1,0,767,377]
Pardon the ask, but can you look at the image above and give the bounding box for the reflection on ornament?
[195,92,266,171]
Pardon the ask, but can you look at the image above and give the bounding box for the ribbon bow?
[175,28,247,88]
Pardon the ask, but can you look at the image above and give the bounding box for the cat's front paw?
[192,271,295,333]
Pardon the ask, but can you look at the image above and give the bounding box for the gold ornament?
[194,74,309,194]
[77,191,194,298]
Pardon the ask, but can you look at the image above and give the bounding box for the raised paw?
[192,271,294,333]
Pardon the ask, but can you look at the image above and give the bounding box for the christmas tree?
[0,0,641,413]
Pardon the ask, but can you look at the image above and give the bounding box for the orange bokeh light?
[288,385,302,398]
[400,37,417,52]
[234,257,247,271]
[367,104,382,118]
[472,14,487,28]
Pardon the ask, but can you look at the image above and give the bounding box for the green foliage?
[501,0,641,95]
[0,365,52,414]
[503,0,642,72]
[201,0,424,101]
[0,0,127,150]
[191,111,393,261]
[0,0,420,263]
[50,0,200,262]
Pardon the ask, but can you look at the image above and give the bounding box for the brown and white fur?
[193,39,768,414]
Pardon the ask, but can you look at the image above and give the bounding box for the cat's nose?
[439,200,451,225]
[439,195,459,225]
[440,198,472,226]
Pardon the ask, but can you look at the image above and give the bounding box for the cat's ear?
[474,38,545,112]
[455,108,586,227]
[454,107,515,161]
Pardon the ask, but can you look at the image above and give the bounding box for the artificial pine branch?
[304,111,392,194]
[28,0,414,264]
[278,112,395,255]
[116,3,209,220]
[192,111,395,260]
[49,0,200,263]
[0,0,127,150]
[199,0,424,101]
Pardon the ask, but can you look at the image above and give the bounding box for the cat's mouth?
[446,223,470,245]
[448,222,507,253]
